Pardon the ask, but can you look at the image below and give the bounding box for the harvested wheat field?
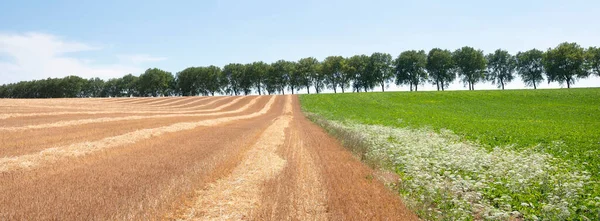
[0,95,418,220]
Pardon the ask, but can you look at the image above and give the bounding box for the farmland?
[301,88,600,220]
[0,96,417,220]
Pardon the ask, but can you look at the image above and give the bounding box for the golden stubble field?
[0,95,418,220]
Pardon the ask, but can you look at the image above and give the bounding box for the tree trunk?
[307,86,310,94]
[500,78,504,90]
[291,86,294,94]
[566,76,571,88]
[410,82,413,92]
[533,81,537,89]
[341,86,345,93]
[211,92,214,96]
[472,82,475,90]
[436,81,440,91]
[415,84,418,91]
[381,83,385,92]
[333,87,337,93]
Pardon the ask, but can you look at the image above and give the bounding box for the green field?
[300,88,600,220]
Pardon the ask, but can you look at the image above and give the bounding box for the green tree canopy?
[176,67,201,96]
[586,46,600,77]
[82,77,105,97]
[321,56,345,93]
[287,61,302,94]
[247,61,269,95]
[515,49,545,89]
[394,50,428,91]
[426,48,455,91]
[297,57,320,94]
[203,65,222,96]
[369,52,394,92]
[543,42,588,88]
[344,55,370,92]
[138,68,174,97]
[486,49,516,90]
[222,63,246,96]
[267,60,293,95]
[453,46,487,90]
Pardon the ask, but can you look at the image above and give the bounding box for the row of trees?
[1,42,599,98]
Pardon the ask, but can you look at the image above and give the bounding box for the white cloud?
[0,32,166,84]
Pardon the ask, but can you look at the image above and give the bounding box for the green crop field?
[300,88,600,220]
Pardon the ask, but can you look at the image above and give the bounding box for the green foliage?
[239,64,254,95]
[0,42,598,98]
[176,67,202,96]
[543,42,589,88]
[368,52,394,92]
[394,50,428,91]
[321,56,345,93]
[297,57,320,94]
[266,60,292,95]
[287,61,302,94]
[426,48,455,91]
[247,61,270,95]
[203,65,222,96]
[453,46,487,90]
[486,49,516,90]
[138,68,174,97]
[516,49,545,89]
[344,54,371,93]
[119,74,139,97]
[301,88,600,219]
[586,46,600,77]
[300,88,600,176]
[222,63,245,95]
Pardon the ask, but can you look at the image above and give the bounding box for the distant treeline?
[1,42,599,98]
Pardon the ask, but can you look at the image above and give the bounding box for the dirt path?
[0,95,418,220]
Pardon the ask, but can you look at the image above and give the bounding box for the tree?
[239,64,254,95]
[267,60,293,94]
[321,56,345,93]
[138,68,174,97]
[312,61,325,94]
[264,64,278,95]
[453,46,487,90]
[543,42,588,88]
[247,61,269,95]
[119,74,139,97]
[297,57,319,94]
[101,78,121,97]
[82,77,105,97]
[287,61,301,94]
[222,63,245,96]
[176,67,201,96]
[345,55,370,92]
[426,48,455,91]
[486,49,516,90]
[586,47,600,77]
[369,52,394,92]
[61,76,87,98]
[394,50,428,91]
[515,49,545,89]
[203,66,222,96]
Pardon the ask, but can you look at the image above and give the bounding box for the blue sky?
[1,0,599,91]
